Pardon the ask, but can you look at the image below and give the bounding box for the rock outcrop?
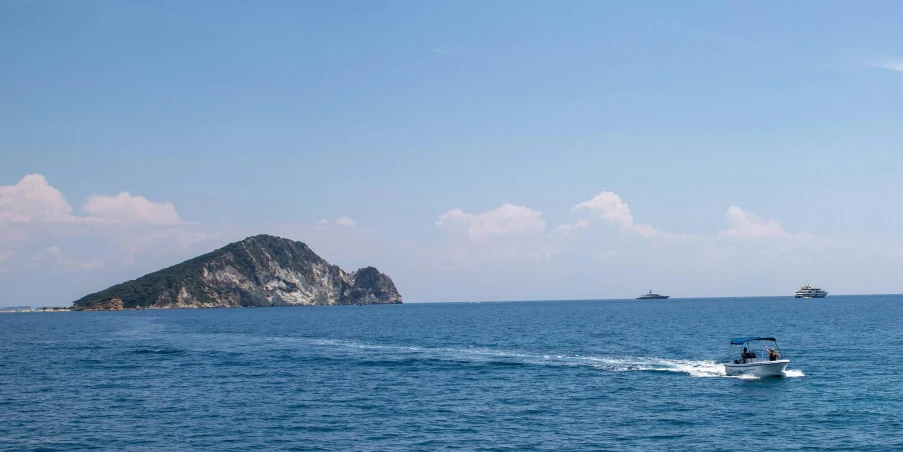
[71,235,402,310]
[73,297,124,311]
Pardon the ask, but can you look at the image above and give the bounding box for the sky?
[2,1,903,306]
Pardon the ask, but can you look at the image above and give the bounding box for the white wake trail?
[292,338,771,378]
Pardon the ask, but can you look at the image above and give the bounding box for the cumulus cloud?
[570,191,670,238]
[335,216,357,227]
[566,193,804,242]
[0,174,184,228]
[434,204,551,266]
[572,192,633,227]
[436,204,546,242]
[718,206,791,238]
[0,173,202,274]
[83,192,183,225]
[434,191,817,272]
[438,193,806,268]
[0,174,81,224]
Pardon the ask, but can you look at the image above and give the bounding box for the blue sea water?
[2,295,902,451]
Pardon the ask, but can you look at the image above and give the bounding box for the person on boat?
[768,348,781,361]
[741,347,756,363]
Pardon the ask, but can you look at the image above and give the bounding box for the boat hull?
[636,296,670,300]
[724,360,789,378]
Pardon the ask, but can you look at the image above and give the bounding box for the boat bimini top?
[730,337,776,345]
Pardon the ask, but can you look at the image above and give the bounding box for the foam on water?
[587,357,729,377]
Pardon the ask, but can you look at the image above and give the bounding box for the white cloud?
[436,204,546,242]
[571,191,670,238]
[335,216,357,227]
[0,174,80,224]
[314,218,329,230]
[435,204,551,266]
[83,192,182,225]
[868,58,903,72]
[566,193,804,243]
[0,175,183,228]
[718,206,791,238]
[436,193,808,271]
[572,192,633,227]
[0,174,203,275]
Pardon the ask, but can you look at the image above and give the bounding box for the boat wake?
[584,356,728,377]
[284,338,805,379]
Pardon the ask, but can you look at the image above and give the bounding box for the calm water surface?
[2,296,902,451]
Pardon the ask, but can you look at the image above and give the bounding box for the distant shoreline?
[2,293,900,313]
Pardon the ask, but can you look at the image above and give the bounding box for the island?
[71,234,402,310]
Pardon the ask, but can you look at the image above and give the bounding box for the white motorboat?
[724,337,790,377]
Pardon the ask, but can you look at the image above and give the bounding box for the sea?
[1,295,902,451]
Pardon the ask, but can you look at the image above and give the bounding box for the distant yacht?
[636,290,669,300]
[794,283,827,299]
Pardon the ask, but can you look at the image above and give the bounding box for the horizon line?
[4,293,900,309]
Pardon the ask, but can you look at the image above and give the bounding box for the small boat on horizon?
[794,283,827,298]
[724,337,790,378]
[636,290,669,300]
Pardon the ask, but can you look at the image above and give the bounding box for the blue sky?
[2,1,903,306]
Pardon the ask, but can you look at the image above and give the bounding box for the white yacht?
[636,290,669,300]
[724,337,790,378]
[794,283,827,298]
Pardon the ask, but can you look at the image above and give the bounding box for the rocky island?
[72,234,402,310]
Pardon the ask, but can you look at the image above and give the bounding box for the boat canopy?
[730,337,776,345]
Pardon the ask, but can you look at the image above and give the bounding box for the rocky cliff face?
[72,235,402,310]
